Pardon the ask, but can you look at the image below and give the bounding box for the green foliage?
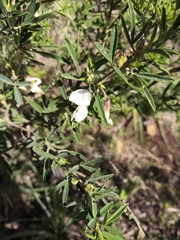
[0,0,180,239]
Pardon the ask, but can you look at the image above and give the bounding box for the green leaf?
[146,48,171,58]
[106,204,128,225]
[128,0,135,32]
[67,150,88,161]
[65,39,81,75]
[43,159,48,181]
[95,95,108,126]
[81,157,105,166]
[110,25,117,61]
[14,86,23,107]
[68,165,80,174]
[78,228,96,239]
[113,66,143,94]
[53,180,66,193]
[0,0,7,16]
[135,73,174,82]
[142,86,156,111]
[94,42,112,63]
[92,199,98,218]
[121,16,132,46]
[62,180,69,205]
[33,148,55,160]
[161,7,166,32]
[31,13,52,23]
[103,226,126,240]
[100,202,114,216]
[102,231,125,240]
[0,74,14,85]
[81,165,97,172]
[61,73,85,81]
[42,106,59,113]
[88,174,114,183]
[24,97,43,113]
[87,217,96,230]
[34,50,68,64]
[24,0,36,21]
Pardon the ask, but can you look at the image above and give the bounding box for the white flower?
[69,89,91,122]
[104,98,113,125]
[25,76,44,95]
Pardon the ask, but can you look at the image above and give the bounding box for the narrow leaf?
[67,150,88,161]
[135,73,174,82]
[81,157,106,166]
[113,66,143,94]
[53,180,66,193]
[65,39,81,75]
[106,204,128,225]
[62,180,69,205]
[24,0,36,21]
[42,106,58,113]
[25,97,43,113]
[14,85,23,107]
[87,218,96,230]
[100,202,114,216]
[33,148,55,159]
[78,228,96,239]
[110,25,117,61]
[103,226,126,240]
[68,165,80,174]
[121,16,132,46]
[0,74,14,85]
[94,42,112,63]
[61,73,85,81]
[102,231,125,240]
[31,13,52,23]
[146,48,171,58]
[0,0,7,16]
[95,95,108,126]
[88,174,114,183]
[142,86,156,111]
[34,50,68,64]
[81,165,97,172]
[128,0,135,32]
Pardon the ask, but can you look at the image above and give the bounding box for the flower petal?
[31,84,44,94]
[71,106,88,122]
[69,89,91,106]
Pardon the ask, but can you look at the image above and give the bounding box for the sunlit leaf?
[14,85,23,107]
[81,157,106,166]
[113,66,143,94]
[110,25,117,61]
[106,204,128,225]
[24,0,36,21]
[135,73,174,82]
[33,148,55,160]
[65,39,81,75]
[62,180,69,205]
[103,226,126,240]
[61,73,85,81]
[100,202,114,216]
[94,95,108,126]
[25,97,43,113]
[78,228,96,239]
[102,231,125,240]
[142,86,156,111]
[0,74,14,85]
[95,42,112,63]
